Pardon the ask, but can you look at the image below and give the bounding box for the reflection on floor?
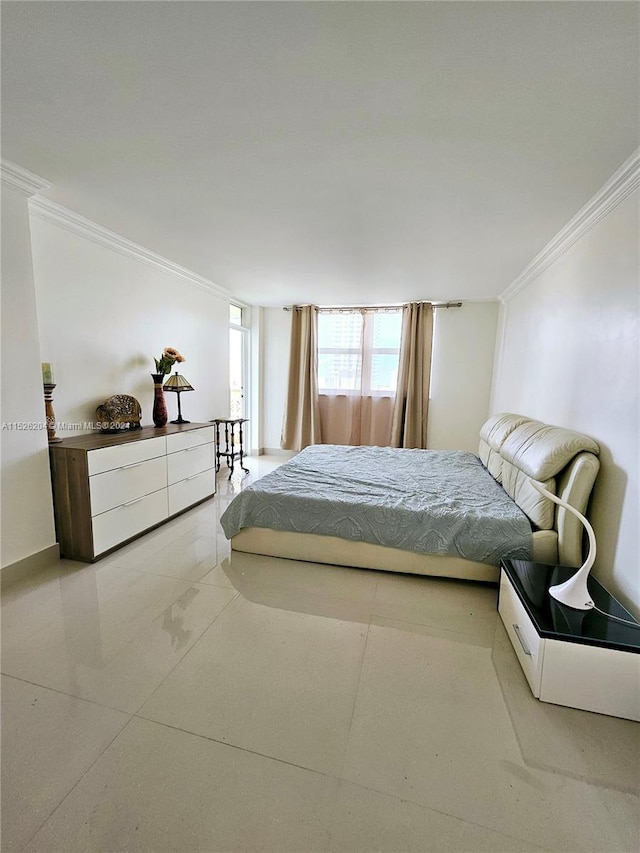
[2,455,638,852]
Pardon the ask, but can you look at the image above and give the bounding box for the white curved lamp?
[530,480,596,610]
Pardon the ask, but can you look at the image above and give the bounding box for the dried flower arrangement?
[153,347,185,376]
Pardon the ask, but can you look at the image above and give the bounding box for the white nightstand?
[498,559,640,721]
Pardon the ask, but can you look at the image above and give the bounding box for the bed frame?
[231,414,600,582]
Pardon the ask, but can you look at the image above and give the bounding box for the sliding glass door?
[229,304,248,420]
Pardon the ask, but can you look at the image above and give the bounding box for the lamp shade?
[163,373,194,392]
[163,372,194,424]
[529,480,596,610]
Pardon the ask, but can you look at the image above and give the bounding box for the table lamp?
[530,480,596,610]
[163,372,194,424]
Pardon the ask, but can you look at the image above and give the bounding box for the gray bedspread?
[220,445,532,564]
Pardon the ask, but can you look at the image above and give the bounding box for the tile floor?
[1,455,638,852]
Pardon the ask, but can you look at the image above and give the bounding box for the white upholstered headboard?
[479,413,600,568]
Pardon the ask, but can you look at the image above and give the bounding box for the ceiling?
[2,1,638,307]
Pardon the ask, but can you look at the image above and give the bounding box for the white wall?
[1,187,57,567]
[427,302,498,451]
[260,302,498,453]
[492,190,639,615]
[261,308,293,452]
[29,216,230,434]
[248,305,263,456]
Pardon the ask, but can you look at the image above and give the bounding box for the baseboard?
[1,543,60,589]
[259,447,296,457]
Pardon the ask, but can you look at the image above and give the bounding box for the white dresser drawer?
[498,574,544,697]
[168,468,215,516]
[87,436,166,476]
[89,455,167,517]
[167,443,215,486]
[92,489,168,556]
[166,427,214,455]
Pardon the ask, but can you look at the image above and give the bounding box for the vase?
[151,373,168,428]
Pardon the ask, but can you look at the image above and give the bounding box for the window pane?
[318,313,364,392]
[318,313,362,348]
[229,304,243,325]
[371,353,400,392]
[317,309,402,394]
[373,311,402,347]
[318,353,362,391]
[229,327,244,417]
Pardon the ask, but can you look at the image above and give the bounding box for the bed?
[220,413,600,583]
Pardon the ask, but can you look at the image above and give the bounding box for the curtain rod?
[282,301,463,311]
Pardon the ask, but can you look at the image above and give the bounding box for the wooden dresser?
[49,423,216,562]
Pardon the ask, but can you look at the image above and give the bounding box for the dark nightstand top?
[501,559,640,654]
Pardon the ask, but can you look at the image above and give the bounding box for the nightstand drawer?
[499,573,544,696]
[89,455,167,516]
[168,468,215,516]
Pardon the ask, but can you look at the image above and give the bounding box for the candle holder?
[43,383,61,443]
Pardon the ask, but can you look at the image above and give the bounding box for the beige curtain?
[391,302,434,448]
[281,305,322,451]
[319,394,394,446]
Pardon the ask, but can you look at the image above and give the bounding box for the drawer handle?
[121,496,144,508]
[512,624,532,656]
[185,473,202,481]
[121,461,143,470]
[185,446,202,452]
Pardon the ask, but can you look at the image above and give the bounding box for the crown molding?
[28,197,232,300]
[1,159,51,197]
[500,148,640,303]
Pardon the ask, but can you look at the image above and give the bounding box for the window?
[317,309,402,395]
[229,304,248,419]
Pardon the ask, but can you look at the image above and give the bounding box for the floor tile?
[214,454,288,500]
[328,780,548,852]
[491,621,640,794]
[594,787,640,852]
[372,571,499,643]
[1,559,84,640]
[342,622,637,852]
[1,675,129,851]
[4,453,637,853]
[110,530,224,583]
[26,717,338,853]
[194,560,237,590]
[374,571,498,613]
[139,594,368,775]
[370,614,499,649]
[97,509,208,568]
[1,563,237,712]
[215,549,380,604]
